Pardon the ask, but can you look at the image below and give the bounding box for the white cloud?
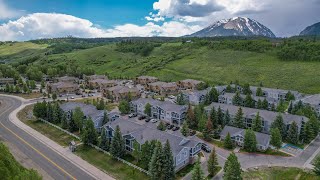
[0,0,23,19]
[0,13,202,41]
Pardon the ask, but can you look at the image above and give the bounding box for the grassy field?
[17,104,79,147]
[242,167,318,180]
[75,145,148,180]
[3,41,320,93]
[0,92,43,99]
[0,42,47,56]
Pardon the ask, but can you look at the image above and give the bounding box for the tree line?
[115,41,162,56]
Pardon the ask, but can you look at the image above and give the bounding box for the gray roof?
[182,87,211,97]
[179,79,204,85]
[137,76,158,80]
[131,98,187,113]
[299,94,320,106]
[220,126,270,147]
[205,102,308,125]
[105,118,201,156]
[60,102,104,125]
[250,86,299,96]
[221,93,279,103]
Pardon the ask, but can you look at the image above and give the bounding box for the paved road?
[0,95,95,180]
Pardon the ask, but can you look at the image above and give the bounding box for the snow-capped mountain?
[189,17,276,38]
[300,22,320,36]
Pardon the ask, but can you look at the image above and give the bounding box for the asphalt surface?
[0,95,95,180]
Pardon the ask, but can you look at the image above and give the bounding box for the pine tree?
[234,107,244,128]
[102,111,109,125]
[270,128,282,149]
[46,103,53,122]
[157,121,166,131]
[312,156,320,176]
[271,114,287,139]
[304,121,315,143]
[181,122,189,136]
[287,121,299,145]
[198,115,207,132]
[208,87,219,103]
[224,132,233,149]
[177,93,186,105]
[242,83,251,95]
[68,112,78,132]
[203,120,213,140]
[149,143,163,180]
[81,118,98,145]
[262,99,269,110]
[256,87,263,96]
[226,84,233,93]
[186,104,197,129]
[132,140,142,162]
[232,91,243,106]
[191,158,205,180]
[162,140,175,180]
[244,129,257,152]
[224,152,242,180]
[73,107,84,133]
[252,112,262,132]
[97,98,105,110]
[217,106,224,126]
[99,129,110,151]
[52,103,61,124]
[207,148,219,176]
[52,93,57,101]
[224,110,231,126]
[119,100,130,114]
[244,94,254,108]
[110,125,125,158]
[61,112,69,129]
[209,106,217,128]
[257,99,263,109]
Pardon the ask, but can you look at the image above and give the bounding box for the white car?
[70,96,75,99]
[150,119,158,123]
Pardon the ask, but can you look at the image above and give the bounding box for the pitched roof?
[221,93,279,103]
[137,76,158,80]
[220,126,270,147]
[299,94,320,106]
[131,98,187,113]
[179,79,203,85]
[60,102,104,123]
[205,102,308,125]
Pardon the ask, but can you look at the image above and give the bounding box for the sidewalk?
[9,101,115,180]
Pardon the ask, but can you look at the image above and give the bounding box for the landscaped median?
[18,104,149,179]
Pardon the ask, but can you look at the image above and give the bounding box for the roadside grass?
[75,145,148,180]
[0,92,43,99]
[17,104,79,147]
[176,163,196,179]
[242,167,318,180]
[240,148,291,157]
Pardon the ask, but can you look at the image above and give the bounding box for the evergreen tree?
[276,99,286,112]
[198,115,207,132]
[232,91,243,106]
[285,91,295,101]
[73,107,84,133]
[149,143,163,180]
[270,128,282,149]
[252,112,262,132]
[181,122,189,136]
[46,103,53,122]
[97,98,105,110]
[224,152,242,180]
[144,103,152,116]
[226,84,233,93]
[203,120,213,140]
[132,140,142,162]
[244,129,257,152]
[61,112,69,129]
[52,102,61,124]
[23,83,28,93]
[309,115,320,137]
[257,99,263,109]
[234,107,244,128]
[210,107,218,129]
[271,114,287,139]
[191,158,205,180]
[194,105,205,130]
[224,132,233,149]
[186,104,197,129]
[162,140,175,180]
[99,129,110,151]
[262,99,269,110]
[33,101,47,119]
[68,112,78,132]
[207,148,219,176]
[244,94,254,108]
[157,121,166,131]
[242,83,251,95]
[270,103,276,111]
[217,106,224,126]
[312,156,320,176]
[177,93,186,105]
[208,87,219,103]
[224,110,231,126]
[110,125,125,158]
[256,87,263,96]
[141,140,158,170]
[81,118,98,145]
[52,93,57,101]
[5,83,9,92]
[287,121,299,145]
[102,111,109,125]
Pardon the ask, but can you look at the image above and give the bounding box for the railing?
[38,118,149,175]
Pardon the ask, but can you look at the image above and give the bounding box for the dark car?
[172,126,180,131]
[201,144,211,153]
[145,117,151,122]
[138,115,146,120]
[167,124,174,130]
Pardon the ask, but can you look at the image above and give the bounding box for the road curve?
[0,95,95,180]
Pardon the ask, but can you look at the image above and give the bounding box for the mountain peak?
[189,17,276,38]
[300,22,320,36]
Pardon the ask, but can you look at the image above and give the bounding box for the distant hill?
[189,17,276,38]
[300,22,320,36]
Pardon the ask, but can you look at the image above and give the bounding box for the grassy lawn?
[72,97,118,111]
[240,148,291,157]
[176,163,195,179]
[17,104,79,147]
[75,145,149,180]
[0,92,43,99]
[242,167,318,180]
[197,133,234,150]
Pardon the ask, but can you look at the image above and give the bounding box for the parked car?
[138,115,146,120]
[172,126,180,131]
[59,94,63,97]
[81,94,86,97]
[167,124,174,130]
[128,113,137,118]
[201,144,211,153]
[145,117,151,122]
[150,119,158,123]
[70,96,75,99]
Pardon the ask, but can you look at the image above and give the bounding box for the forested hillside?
[1,37,320,93]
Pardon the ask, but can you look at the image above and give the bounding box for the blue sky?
[0,0,319,41]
